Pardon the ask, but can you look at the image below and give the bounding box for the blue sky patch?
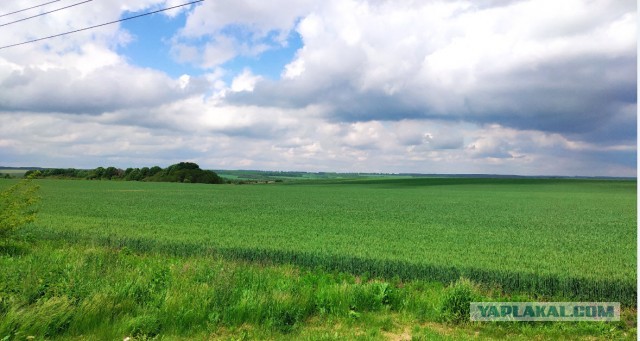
[118,10,199,78]
[118,9,302,81]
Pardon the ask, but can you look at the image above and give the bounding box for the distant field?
[215,169,406,181]
[0,169,28,177]
[7,177,636,304]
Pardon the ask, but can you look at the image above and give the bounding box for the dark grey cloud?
[221,0,636,155]
[226,46,635,149]
[227,55,635,145]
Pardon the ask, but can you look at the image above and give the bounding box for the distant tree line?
[25,162,224,184]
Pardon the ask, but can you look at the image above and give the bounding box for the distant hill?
[214,169,636,181]
[0,166,45,171]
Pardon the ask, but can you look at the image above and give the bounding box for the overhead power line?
[0,0,94,28]
[0,0,62,18]
[0,0,205,50]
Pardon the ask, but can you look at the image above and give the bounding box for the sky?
[0,0,636,176]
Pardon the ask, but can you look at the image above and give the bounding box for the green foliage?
[0,241,635,340]
[26,168,87,179]
[28,162,224,184]
[148,163,223,184]
[439,278,481,324]
[166,162,200,172]
[0,177,40,240]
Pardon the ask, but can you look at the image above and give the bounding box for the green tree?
[126,168,142,181]
[148,162,224,184]
[87,167,105,180]
[149,166,162,176]
[0,175,40,240]
[103,167,118,180]
[140,167,150,179]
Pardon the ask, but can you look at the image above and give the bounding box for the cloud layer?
[229,1,635,140]
[0,0,635,176]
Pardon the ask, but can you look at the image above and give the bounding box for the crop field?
[14,177,635,305]
[1,177,636,339]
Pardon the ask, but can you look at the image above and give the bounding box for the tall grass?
[0,241,426,338]
[0,240,634,340]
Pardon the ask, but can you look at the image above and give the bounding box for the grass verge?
[0,238,635,340]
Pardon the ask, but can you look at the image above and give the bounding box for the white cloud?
[232,0,634,142]
[231,69,261,92]
[170,0,317,69]
[180,0,316,39]
[0,0,205,115]
[0,0,634,176]
[0,62,204,114]
[202,35,239,68]
[161,0,196,18]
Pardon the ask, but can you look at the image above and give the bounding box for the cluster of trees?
[148,162,224,184]
[25,162,224,185]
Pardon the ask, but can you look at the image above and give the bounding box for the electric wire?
[0,0,94,28]
[0,0,204,50]
[0,0,63,18]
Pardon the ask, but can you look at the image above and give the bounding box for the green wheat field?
[0,177,636,339]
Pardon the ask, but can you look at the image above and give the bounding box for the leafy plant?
[440,278,480,324]
[0,175,40,240]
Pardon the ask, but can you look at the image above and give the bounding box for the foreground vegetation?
[0,239,635,340]
[0,176,635,339]
[0,176,39,241]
